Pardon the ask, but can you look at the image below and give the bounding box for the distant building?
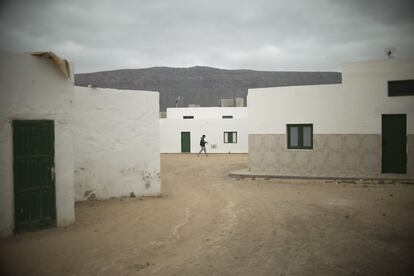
[160,107,248,153]
[247,58,414,179]
[235,97,245,107]
[220,98,235,107]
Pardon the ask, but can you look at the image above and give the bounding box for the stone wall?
[249,134,414,178]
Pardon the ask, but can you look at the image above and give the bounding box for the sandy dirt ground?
[1,154,414,276]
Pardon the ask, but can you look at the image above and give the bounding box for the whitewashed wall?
[160,107,248,153]
[73,86,161,201]
[167,107,248,119]
[0,51,75,237]
[248,58,414,135]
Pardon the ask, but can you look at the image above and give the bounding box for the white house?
[247,58,414,179]
[73,86,161,201]
[0,51,161,237]
[0,51,75,237]
[160,107,248,153]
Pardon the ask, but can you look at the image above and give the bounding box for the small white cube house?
[0,51,76,236]
[248,58,414,179]
[0,51,161,237]
[160,107,248,154]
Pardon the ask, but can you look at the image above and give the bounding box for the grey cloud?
[0,0,413,73]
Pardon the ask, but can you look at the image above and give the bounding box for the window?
[183,116,194,119]
[224,131,237,143]
[222,115,233,119]
[287,124,313,149]
[388,79,414,96]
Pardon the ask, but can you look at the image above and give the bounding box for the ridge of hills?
[75,66,342,111]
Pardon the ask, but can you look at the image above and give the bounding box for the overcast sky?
[1,0,413,73]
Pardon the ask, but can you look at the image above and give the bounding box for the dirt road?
[1,154,414,275]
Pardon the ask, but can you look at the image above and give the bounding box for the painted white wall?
[73,86,161,201]
[248,58,414,135]
[0,50,75,237]
[160,107,248,153]
[167,107,248,119]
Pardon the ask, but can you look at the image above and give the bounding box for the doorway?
[181,132,190,153]
[381,114,407,174]
[13,120,56,232]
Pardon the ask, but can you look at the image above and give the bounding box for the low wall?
[73,86,161,201]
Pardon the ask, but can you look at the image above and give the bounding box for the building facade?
[0,51,161,236]
[160,107,248,153]
[248,58,414,179]
[0,51,75,237]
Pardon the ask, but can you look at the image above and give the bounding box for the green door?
[13,120,56,232]
[181,132,191,153]
[382,114,407,174]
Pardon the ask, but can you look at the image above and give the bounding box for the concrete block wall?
[249,134,414,178]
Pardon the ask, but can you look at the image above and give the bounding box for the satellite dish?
[384,47,396,58]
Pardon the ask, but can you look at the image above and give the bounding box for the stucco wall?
[0,51,75,237]
[248,58,414,178]
[73,86,161,201]
[160,107,248,153]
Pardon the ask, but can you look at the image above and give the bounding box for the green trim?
[287,124,313,149]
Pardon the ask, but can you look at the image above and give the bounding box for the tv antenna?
[384,47,396,59]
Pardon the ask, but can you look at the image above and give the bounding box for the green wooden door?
[382,114,407,174]
[181,132,190,153]
[13,120,56,232]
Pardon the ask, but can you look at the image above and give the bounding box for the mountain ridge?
[75,66,342,111]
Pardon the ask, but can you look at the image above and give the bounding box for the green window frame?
[287,124,313,149]
[224,131,237,143]
[388,79,414,96]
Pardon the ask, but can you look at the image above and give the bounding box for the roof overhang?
[30,51,71,78]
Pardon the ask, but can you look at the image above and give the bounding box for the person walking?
[198,134,208,156]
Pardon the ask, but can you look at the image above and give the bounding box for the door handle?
[51,166,55,182]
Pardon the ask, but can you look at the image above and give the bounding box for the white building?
[247,58,414,179]
[0,51,161,237]
[73,86,161,201]
[160,107,248,153]
[0,51,75,236]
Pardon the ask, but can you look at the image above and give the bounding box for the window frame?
[388,79,414,97]
[222,115,233,119]
[183,116,194,119]
[287,124,313,149]
[224,131,237,144]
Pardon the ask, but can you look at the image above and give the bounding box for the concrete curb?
[229,168,414,184]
